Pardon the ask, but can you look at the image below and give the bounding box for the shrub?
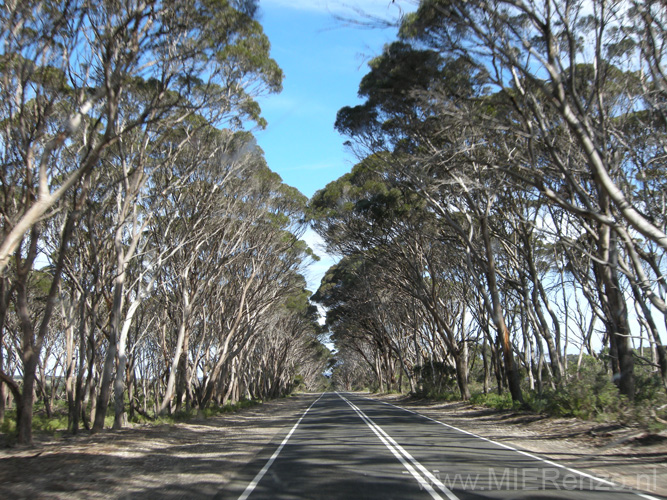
[541,363,626,420]
[470,391,519,410]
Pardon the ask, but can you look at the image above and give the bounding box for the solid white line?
[339,394,442,499]
[377,397,662,500]
[237,393,325,500]
[338,392,461,500]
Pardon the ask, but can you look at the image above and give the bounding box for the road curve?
[218,392,664,500]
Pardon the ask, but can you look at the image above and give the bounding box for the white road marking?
[237,393,325,500]
[337,392,460,500]
[377,396,663,500]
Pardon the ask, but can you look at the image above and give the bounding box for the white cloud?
[301,228,339,292]
[302,227,329,255]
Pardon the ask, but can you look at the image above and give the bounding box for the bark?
[71,295,89,434]
[629,282,667,392]
[454,343,471,400]
[482,334,490,394]
[481,214,523,403]
[524,237,563,382]
[92,276,122,433]
[113,298,142,429]
[63,294,77,433]
[158,289,191,414]
[0,276,9,425]
[14,209,75,444]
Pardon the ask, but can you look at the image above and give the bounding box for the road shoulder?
[0,393,316,499]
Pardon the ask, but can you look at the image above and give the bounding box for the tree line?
[310,0,667,415]
[0,0,329,446]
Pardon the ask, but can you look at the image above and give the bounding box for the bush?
[470,360,628,421]
[544,375,626,420]
[470,391,519,410]
[1,409,17,435]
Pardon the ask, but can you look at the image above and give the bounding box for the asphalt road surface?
[219,392,664,500]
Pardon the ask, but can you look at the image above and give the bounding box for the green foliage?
[467,358,667,430]
[159,399,263,424]
[471,392,520,411]
[32,412,70,433]
[1,409,17,436]
[214,399,260,415]
[629,368,667,431]
[545,376,626,421]
[0,401,70,439]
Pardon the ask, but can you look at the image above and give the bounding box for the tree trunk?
[113,299,141,429]
[15,213,74,444]
[158,300,190,414]
[629,282,667,392]
[454,343,471,400]
[595,223,635,400]
[481,214,523,403]
[92,332,116,433]
[94,240,127,433]
[71,297,90,434]
[0,276,10,425]
[482,334,490,394]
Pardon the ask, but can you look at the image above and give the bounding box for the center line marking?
[337,392,460,500]
[377,396,662,500]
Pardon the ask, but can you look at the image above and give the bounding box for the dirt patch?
[0,394,316,500]
[375,394,667,498]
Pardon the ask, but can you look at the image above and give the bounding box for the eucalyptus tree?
[313,256,393,391]
[1,0,283,443]
[401,0,666,252]
[150,142,262,415]
[192,170,314,410]
[494,192,565,385]
[0,0,282,273]
[334,40,527,401]
[331,347,374,391]
[330,0,667,400]
[310,158,477,398]
[239,287,323,400]
[392,0,667,399]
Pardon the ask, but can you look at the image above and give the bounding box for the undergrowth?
[413,357,667,430]
[0,397,265,442]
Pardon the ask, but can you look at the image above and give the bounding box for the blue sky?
[254,0,416,290]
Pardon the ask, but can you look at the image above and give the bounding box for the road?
[219,392,663,500]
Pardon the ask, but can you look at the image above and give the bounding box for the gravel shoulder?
[374,394,667,498]
[0,394,316,500]
[1,392,666,499]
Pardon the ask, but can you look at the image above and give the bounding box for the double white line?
[337,392,460,500]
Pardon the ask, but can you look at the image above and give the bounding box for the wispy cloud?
[261,0,415,18]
